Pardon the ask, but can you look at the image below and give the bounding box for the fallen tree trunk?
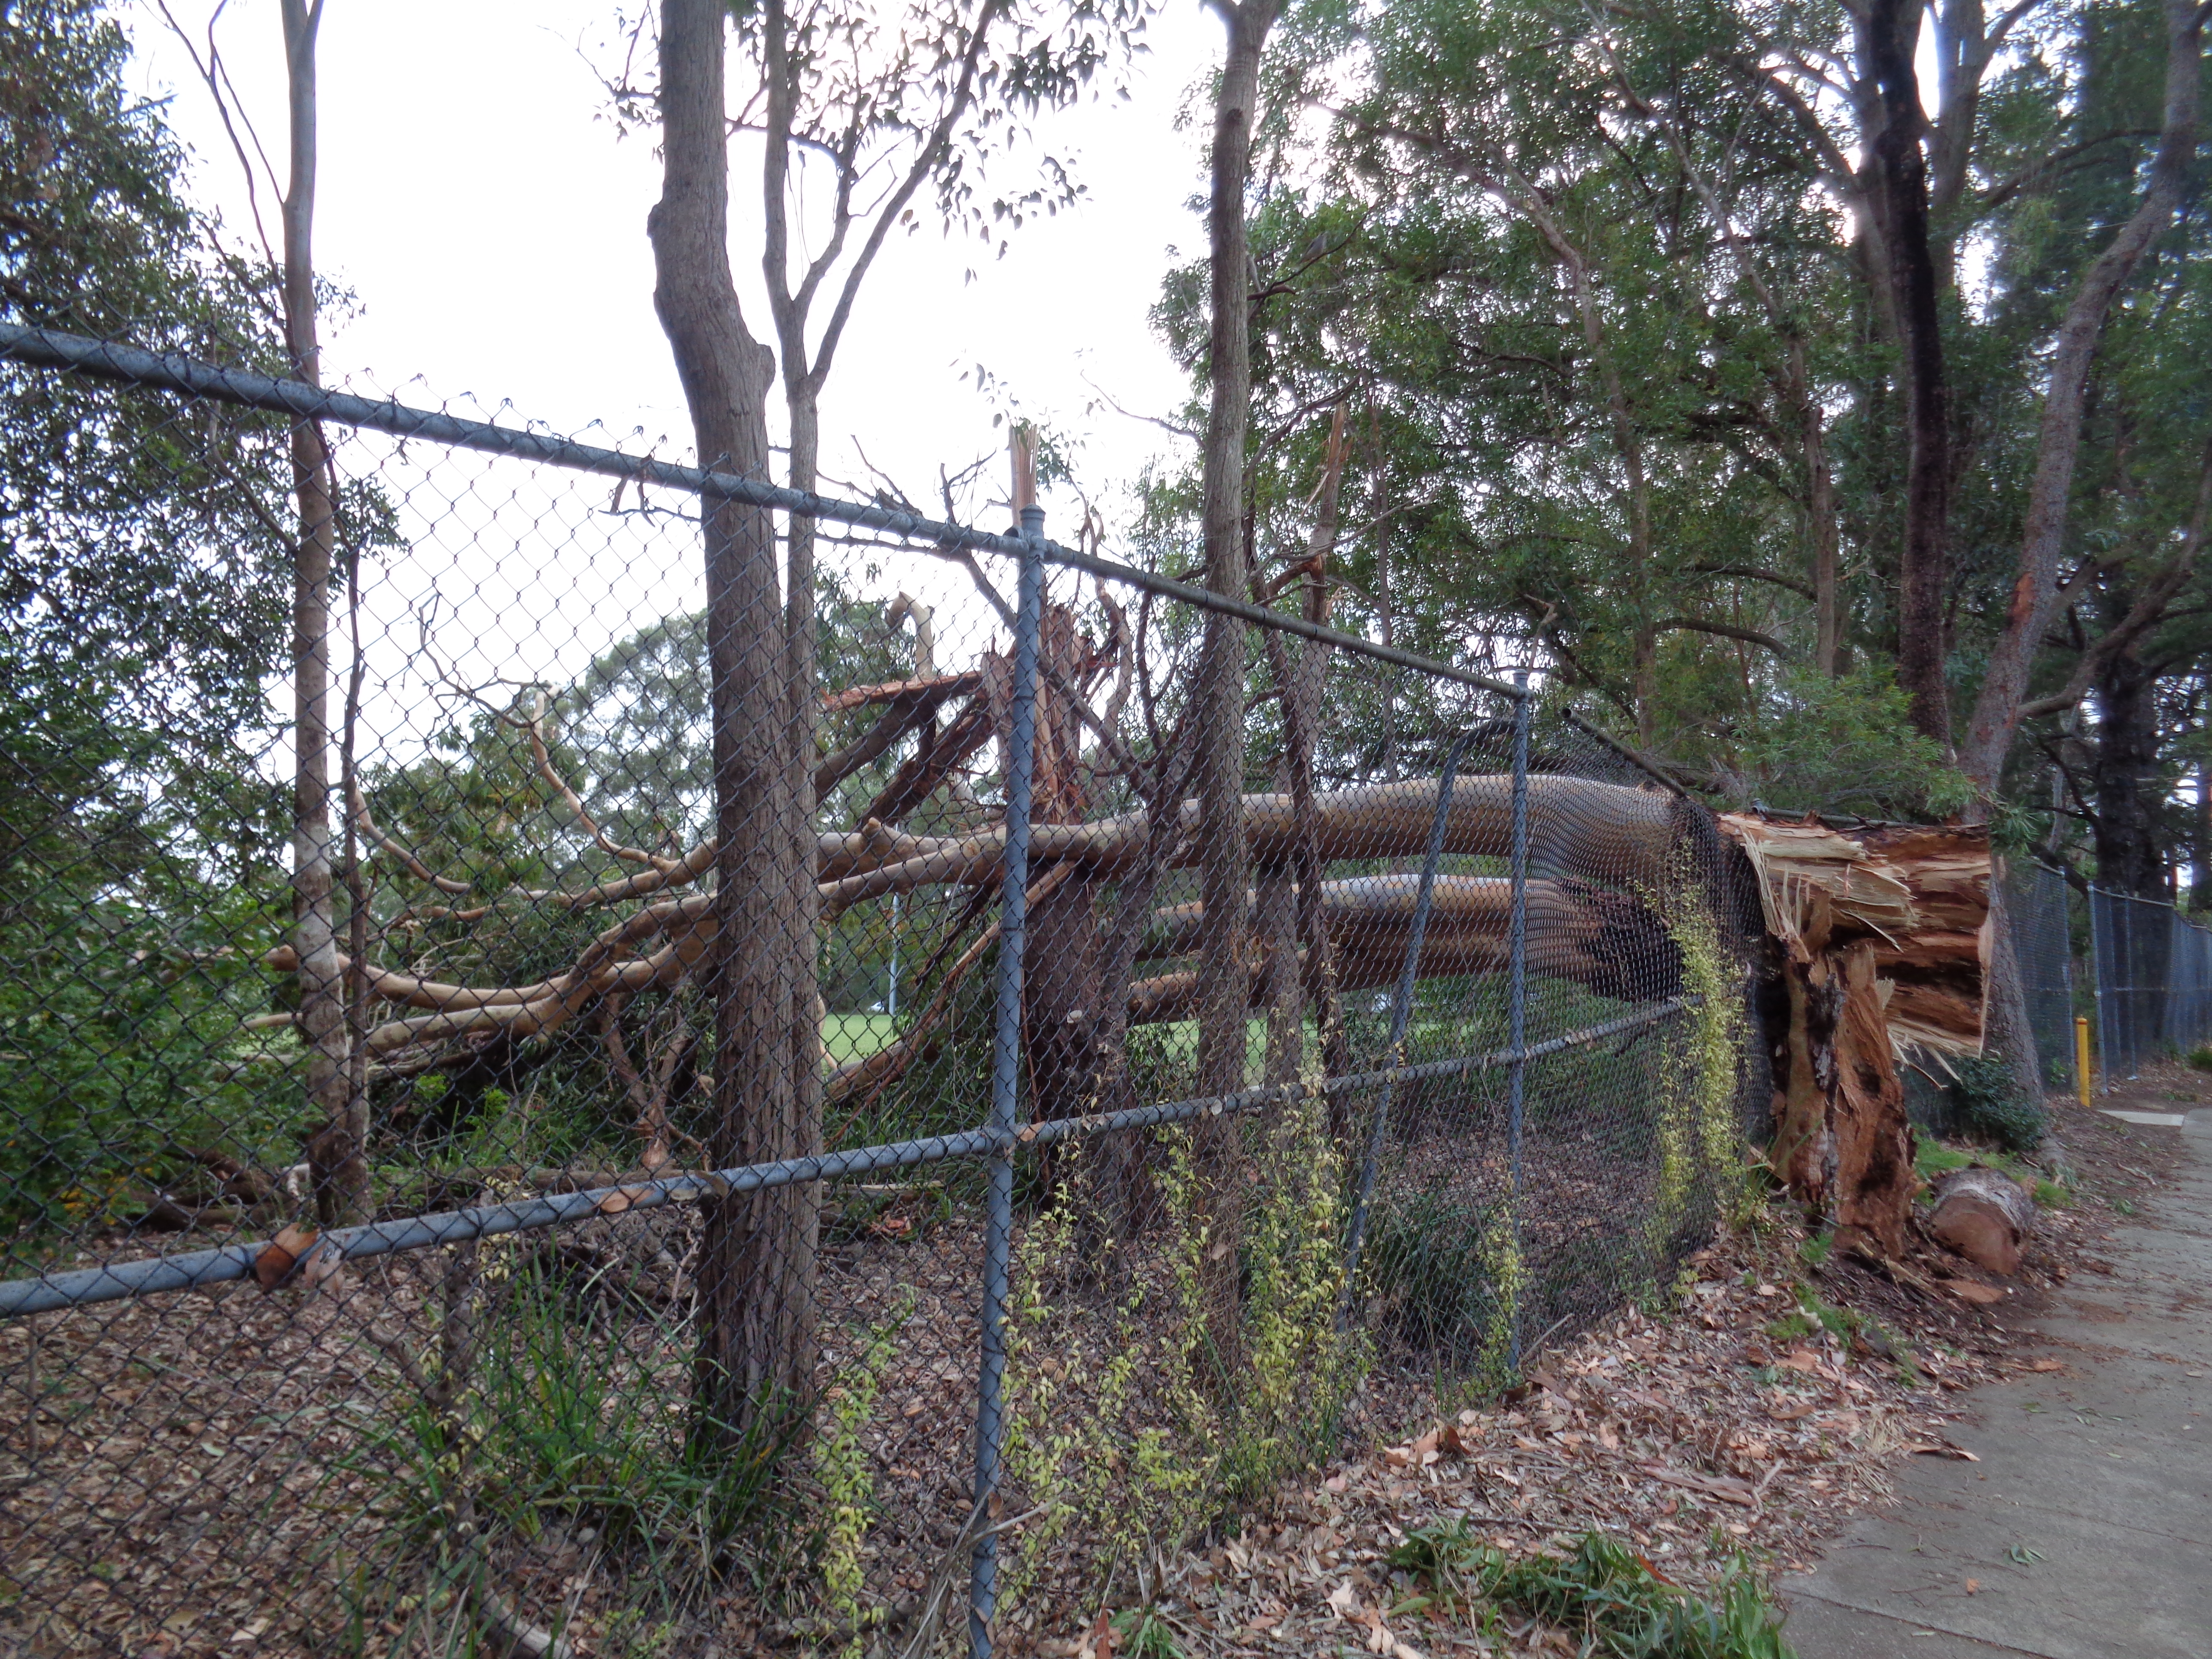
[1721,813,1992,1259]
[820,773,1677,915]
[1926,1165,2037,1276]
[277,774,1684,1071]
[1146,875,1681,1006]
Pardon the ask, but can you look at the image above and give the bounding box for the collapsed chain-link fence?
[2088,884,2212,1088]
[0,324,1762,1657]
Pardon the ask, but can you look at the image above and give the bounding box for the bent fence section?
[0,327,1762,1656]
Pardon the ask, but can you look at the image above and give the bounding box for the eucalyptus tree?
[634,0,1149,1444]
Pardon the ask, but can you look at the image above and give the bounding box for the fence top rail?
[0,322,1529,703]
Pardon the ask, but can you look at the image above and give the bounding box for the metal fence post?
[1340,722,1479,1321]
[2090,885,2112,1094]
[969,506,1044,1659]
[1504,671,1531,1373]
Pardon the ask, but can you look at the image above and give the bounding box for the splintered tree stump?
[1927,1166,2038,1277]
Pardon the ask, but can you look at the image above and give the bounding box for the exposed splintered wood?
[1721,813,1992,1068]
[1926,1165,2038,1277]
[1830,943,1914,1261]
[1721,813,1993,1258]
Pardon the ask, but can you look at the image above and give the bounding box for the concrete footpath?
[1780,1108,2212,1659]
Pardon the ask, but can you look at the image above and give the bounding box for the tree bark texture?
[650,0,817,1445]
[1858,0,1954,747]
[1253,408,1351,1092]
[1725,814,1991,1255]
[1191,0,1284,1378]
[279,0,363,1230]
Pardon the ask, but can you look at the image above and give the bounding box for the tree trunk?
[1254,409,1350,1091]
[1797,338,1842,677]
[1858,0,1954,747]
[279,0,362,1230]
[1979,870,2045,1108]
[1190,0,1283,1379]
[1959,0,2204,789]
[2090,640,2167,901]
[649,0,816,1447]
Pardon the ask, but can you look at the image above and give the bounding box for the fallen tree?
[1722,813,1993,1259]
[278,774,1683,1071]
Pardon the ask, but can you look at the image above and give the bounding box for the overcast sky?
[124,0,1236,741]
[128,0,1218,526]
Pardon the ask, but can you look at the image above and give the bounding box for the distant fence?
[2089,884,2212,1087]
[0,324,1761,1656]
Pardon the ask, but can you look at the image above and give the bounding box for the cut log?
[1926,1166,2038,1277]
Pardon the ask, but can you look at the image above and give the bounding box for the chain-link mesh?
[2007,861,2079,1096]
[0,324,1764,1656]
[2089,884,2212,1087]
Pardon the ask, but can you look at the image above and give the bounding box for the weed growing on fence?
[1388,1521,1794,1659]
[1651,862,1756,1235]
[812,1298,906,1654]
[997,1097,1363,1623]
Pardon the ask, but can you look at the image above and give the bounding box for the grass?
[1763,1282,1860,1348]
[1912,1133,1975,1182]
[821,1010,902,1063]
[1387,1522,1794,1659]
[340,1267,797,1636]
[1913,1130,2070,1206]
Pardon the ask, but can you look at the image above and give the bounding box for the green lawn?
[822,1010,902,1063]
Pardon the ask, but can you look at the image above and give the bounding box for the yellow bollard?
[2075,1015,2093,1106]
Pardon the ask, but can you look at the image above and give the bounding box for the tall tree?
[1189,0,1285,1376]
[268,0,369,1227]
[1857,0,1956,745]
[1960,0,2207,791]
[648,0,817,1444]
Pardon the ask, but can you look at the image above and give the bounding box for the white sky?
[127,0,1215,521]
[125,0,1228,752]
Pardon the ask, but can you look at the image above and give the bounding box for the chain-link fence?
[0,323,1762,1657]
[2007,860,2080,1097]
[2089,884,2212,1088]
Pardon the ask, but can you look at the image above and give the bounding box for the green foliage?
[1109,1605,1186,1659]
[1652,862,1756,1230]
[2032,1179,2072,1209]
[813,1304,905,1654]
[1683,669,1975,821]
[1388,1523,1795,1659]
[344,1266,789,1598]
[0,883,291,1231]
[2187,1046,2212,1074]
[1912,1133,1975,1182]
[997,1098,1365,1616]
[1363,1181,1510,1370]
[1947,1056,2050,1152]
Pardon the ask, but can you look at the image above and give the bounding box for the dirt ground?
[1,1076,2183,1659]
[1014,1081,2195,1659]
